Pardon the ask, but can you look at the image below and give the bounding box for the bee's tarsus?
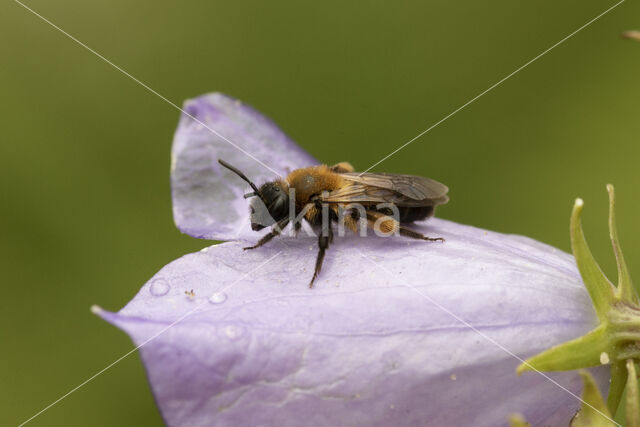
[244,218,290,251]
[293,221,302,236]
[399,226,444,243]
[310,222,333,287]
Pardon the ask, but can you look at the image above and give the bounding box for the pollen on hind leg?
[366,213,399,236]
[379,219,399,234]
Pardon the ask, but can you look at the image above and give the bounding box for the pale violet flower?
[94,93,609,426]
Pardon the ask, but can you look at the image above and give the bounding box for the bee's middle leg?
[309,219,333,288]
[244,218,290,250]
[293,220,302,236]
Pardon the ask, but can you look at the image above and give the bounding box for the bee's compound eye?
[250,206,255,214]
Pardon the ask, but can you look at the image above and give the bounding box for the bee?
[218,159,449,288]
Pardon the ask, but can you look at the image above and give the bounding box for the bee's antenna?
[218,159,265,202]
[243,192,256,199]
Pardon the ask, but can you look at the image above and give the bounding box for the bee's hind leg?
[366,210,443,242]
[309,221,333,288]
[399,225,444,242]
[330,162,355,173]
[244,218,290,250]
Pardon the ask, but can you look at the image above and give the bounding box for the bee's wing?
[342,173,448,200]
[320,172,449,207]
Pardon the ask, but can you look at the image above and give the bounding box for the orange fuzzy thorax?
[286,165,346,209]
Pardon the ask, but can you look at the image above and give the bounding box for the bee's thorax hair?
[286,165,346,209]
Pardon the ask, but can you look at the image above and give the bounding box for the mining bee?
[218,159,449,288]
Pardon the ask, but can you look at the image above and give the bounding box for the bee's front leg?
[244,218,290,250]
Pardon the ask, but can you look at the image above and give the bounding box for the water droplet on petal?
[209,292,227,304]
[225,325,243,340]
[149,279,170,296]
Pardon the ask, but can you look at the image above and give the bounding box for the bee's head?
[248,181,289,231]
[218,159,290,231]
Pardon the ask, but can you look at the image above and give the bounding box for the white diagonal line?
[358,251,620,426]
[13,0,282,178]
[18,251,283,427]
[360,0,625,175]
[14,0,624,424]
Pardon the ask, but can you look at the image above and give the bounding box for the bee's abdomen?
[368,204,434,223]
[398,205,434,223]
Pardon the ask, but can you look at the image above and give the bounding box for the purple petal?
[171,93,317,241]
[97,218,608,426]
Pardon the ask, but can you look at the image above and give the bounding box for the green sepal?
[517,324,607,375]
[517,185,640,416]
[570,197,615,320]
[570,371,614,427]
[607,185,636,303]
[509,370,616,426]
[607,360,628,415]
[508,414,530,427]
[626,360,639,427]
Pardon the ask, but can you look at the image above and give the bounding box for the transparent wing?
[320,172,449,207]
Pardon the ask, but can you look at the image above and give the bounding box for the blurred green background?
[2,0,639,425]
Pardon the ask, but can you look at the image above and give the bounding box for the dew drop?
[209,292,227,304]
[149,279,170,296]
[225,325,243,340]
